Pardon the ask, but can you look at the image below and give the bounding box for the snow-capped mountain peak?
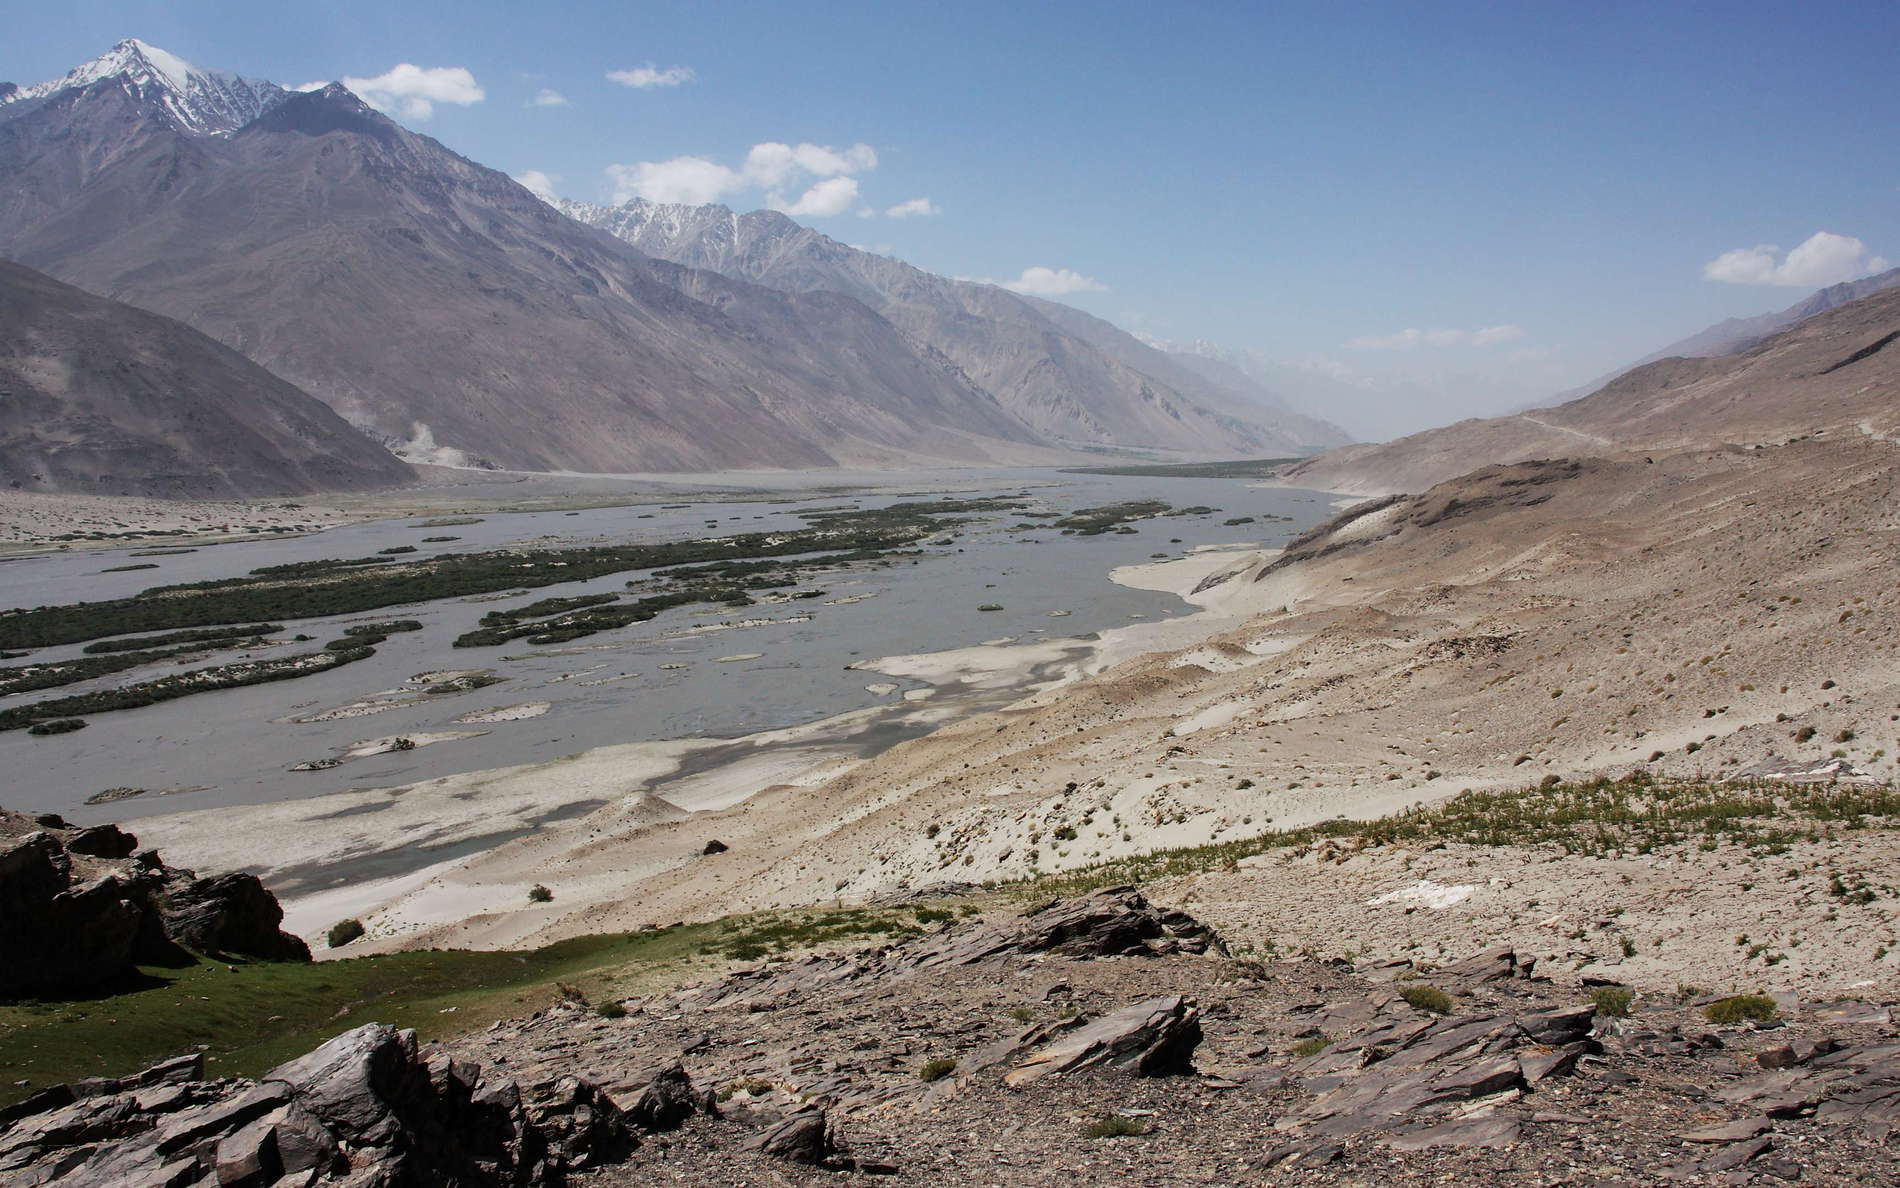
[1,38,285,135]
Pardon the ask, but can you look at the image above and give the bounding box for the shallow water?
[0,469,1336,825]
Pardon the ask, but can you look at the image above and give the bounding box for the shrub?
[27,718,86,736]
[327,918,365,948]
[1399,984,1454,1014]
[917,1058,957,1082]
[596,1000,628,1019]
[528,884,553,903]
[1704,994,1778,1025]
[1082,1115,1150,1139]
[1589,987,1634,1017]
[1290,1036,1331,1059]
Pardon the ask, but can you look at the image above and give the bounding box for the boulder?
[0,813,310,994]
[1004,995,1203,1086]
[0,1025,633,1185]
[750,1107,839,1165]
[66,824,139,859]
[159,872,311,962]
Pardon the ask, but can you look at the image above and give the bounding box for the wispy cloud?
[340,64,484,121]
[1704,231,1890,287]
[1348,324,1524,350]
[970,266,1108,297]
[885,197,941,218]
[527,88,568,108]
[513,170,559,202]
[607,64,695,90]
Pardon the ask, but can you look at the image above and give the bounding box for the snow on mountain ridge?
[2,38,285,135]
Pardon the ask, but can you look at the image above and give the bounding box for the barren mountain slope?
[1281,282,1900,494]
[0,259,412,496]
[347,433,1900,984]
[0,80,1051,473]
[559,198,1349,457]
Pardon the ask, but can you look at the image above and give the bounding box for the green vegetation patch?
[0,647,374,732]
[1010,775,1900,901]
[0,499,1020,650]
[1054,500,1173,536]
[83,625,284,654]
[1399,984,1454,1014]
[1704,994,1779,1025]
[0,900,976,1106]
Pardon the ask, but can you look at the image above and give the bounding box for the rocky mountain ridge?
[557,196,1351,457]
[0,70,1058,474]
[1277,279,1900,495]
[0,39,286,136]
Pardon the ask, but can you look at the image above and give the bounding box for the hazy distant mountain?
[1550,266,1900,404]
[1280,281,1900,495]
[0,259,412,497]
[0,44,1064,474]
[557,198,1351,456]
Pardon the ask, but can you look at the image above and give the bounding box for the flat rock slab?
[1004,996,1202,1086]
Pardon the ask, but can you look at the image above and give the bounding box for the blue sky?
[9,0,1899,426]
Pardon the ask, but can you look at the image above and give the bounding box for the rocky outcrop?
[0,811,307,996]
[0,1023,652,1185]
[1003,995,1203,1085]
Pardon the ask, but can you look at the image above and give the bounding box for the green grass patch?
[1082,1115,1151,1139]
[0,899,979,1106]
[1399,984,1454,1014]
[1704,994,1778,1025]
[1589,987,1634,1017]
[1003,775,1900,902]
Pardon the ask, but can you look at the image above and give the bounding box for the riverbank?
[133,546,1270,954]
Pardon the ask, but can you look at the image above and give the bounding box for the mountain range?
[0,40,1344,493]
[0,257,412,496]
[557,198,1349,457]
[1278,279,1900,495]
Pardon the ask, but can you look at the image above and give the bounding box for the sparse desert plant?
[1007,1006,1035,1023]
[917,1058,957,1082]
[1704,994,1778,1025]
[326,918,365,948]
[595,1000,628,1019]
[1083,1115,1150,1139]
[1399,984,1454,1014]
[528,883,554,903]
[1289,1036,1331,1059]
[1590,987,1634,1017]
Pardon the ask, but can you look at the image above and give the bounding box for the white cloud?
[742,142,877,187]
[885,197,941,218]
[1470,324,1526,346]
[602,141,878,216]
[607,156,742,205]
[1703,231,1891,287]
[770,176,859,217]
[527,88,568,108]
[513,170,559,202]
[1348,324,1525,350]
[340,64,484,121]
[607,64,695,90]
[986,267,1108,297]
